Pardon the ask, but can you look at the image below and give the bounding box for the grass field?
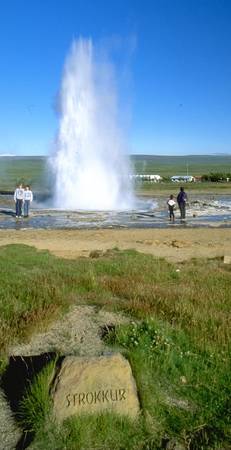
[0,156,50,192]
[135,181,231,197]
[131,154,231,177]
[0,245,230,449]
[0,154,231,192]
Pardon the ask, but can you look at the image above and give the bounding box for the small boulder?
[52,353,140,422]
[89,250,103,258]
[224,255,231,264]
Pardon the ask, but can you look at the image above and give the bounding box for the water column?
[54,38,133,210]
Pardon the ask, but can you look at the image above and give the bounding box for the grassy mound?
[0,245,230,448]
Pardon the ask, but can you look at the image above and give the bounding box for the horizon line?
[1,153,231,158]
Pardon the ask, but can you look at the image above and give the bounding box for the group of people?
[14,184,33,218]
[13,184,187,222]
[167,187,188,222]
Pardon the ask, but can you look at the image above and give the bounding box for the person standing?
[167,194,176,222]
[177,186,188,220]
[23,185,33,217]
[14,184,24,218]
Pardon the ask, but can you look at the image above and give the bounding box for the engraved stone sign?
[52,353,140,422]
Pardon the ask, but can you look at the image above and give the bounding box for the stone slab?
[52,353,140,422]
[224,255,231,264]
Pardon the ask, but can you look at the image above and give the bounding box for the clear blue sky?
[0,0,231,156]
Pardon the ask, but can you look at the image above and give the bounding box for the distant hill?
[0,155,50,192]
[0,154,231,191]
[130,154,231,176]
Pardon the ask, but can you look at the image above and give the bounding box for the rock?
[144,240,153,245]
[165,438,186,450]
[180,376,187,384]
[89,250,103,258]
[52,353,140,422]
[164,394,193,412]
[171,240,187,248]
[153,240,160,245]
[224,255,231,264]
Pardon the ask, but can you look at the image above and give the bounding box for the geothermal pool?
[0,194,230,230]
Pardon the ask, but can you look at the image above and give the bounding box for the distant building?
[130,174,163,182]
[194,176,202,182]
[171,175,195,183]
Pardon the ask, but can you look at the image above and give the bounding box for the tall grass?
[106,319,231,448]
[0,245,230,448]
[19,360,57,432]
[0,245,72,354]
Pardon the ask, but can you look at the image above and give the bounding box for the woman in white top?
[14,184,24,218]
[23,186,33,217]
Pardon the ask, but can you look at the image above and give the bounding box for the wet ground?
[0,194,230,229]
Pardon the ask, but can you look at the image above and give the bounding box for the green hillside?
[131,154,231,177]
[0,154,231,192]
[0,156,51,192]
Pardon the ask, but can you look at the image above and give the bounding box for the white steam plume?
[53,38,134,210]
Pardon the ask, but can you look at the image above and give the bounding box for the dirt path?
[10,305,128,357]
[0,228,230,262]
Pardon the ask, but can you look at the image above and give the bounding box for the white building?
[130,174,163,182]
[171,175,195,183]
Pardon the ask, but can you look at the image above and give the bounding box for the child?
[23,185,33,217]
[167,194,176,222]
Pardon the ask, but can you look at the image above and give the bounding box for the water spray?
[53,38,133,210]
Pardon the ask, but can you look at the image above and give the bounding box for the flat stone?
[224,255,231,264]
[171,240,188,248]
[52,353,140,422]
[166,439,186,450]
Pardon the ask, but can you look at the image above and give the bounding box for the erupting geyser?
[53,38,134,210]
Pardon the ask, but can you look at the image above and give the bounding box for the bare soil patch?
[0,227,230,262]
[10,305,129,357]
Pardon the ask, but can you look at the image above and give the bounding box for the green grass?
[1,155,231,192]
[135,181,231,198]
[19,359,57,432]
[0,156,51,192]
[131,154,231,177]
[0,245,230,449]
[106,319,230,448]
[29,411,150,450]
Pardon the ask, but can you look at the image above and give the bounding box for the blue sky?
[0,0,231,156]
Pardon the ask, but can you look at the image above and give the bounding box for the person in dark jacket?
[177,186,188,220]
